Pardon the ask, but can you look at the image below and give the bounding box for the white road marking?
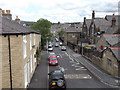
[74,65,81,67]
[75,68,87,71]
[65,52,69,56]
[59,54,62,58]
[64,74,92,79]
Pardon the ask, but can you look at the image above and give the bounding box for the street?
[28,39,112,89]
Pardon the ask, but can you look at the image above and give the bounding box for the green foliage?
[30,18,52,49]
[58,28,64,37]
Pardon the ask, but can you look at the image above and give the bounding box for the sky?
[0,0,119,23]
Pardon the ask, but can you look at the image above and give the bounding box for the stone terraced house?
[0,10,41,88]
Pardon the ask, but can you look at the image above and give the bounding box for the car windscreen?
[51,74,64,80]
[48,46,52,48]
[50,58,57,61]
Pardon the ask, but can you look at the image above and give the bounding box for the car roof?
[62,46,66,48]
[49,53,56,56]
[49,52,55,54]
[51,71,64,79]
[52,70,63,74]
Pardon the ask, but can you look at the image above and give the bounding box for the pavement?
[66,47,120,88]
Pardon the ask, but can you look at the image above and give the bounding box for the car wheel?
[57,79,64,87]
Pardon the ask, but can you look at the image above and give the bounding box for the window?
[30,34,32,50]
[72,34,75,38]
[23,35,27,58]
[107,58,112,66]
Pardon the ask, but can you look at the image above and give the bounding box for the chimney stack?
[84,17,86,23]
[15,16,20,24]
[92,10,95,19]
[2,10,5,14]
[70,23,75,27]
[111,14,116,27]
[6,10,10,14]
[2,9,12,20]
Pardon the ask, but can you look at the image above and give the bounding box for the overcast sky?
[0,0,119,23]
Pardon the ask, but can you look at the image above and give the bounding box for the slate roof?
[1,17,39,35]
[94,18,111,32]
[105,15,120,26]
[113,42,120,47]
[65,26,81,33]
[85,19,91,30]
[103,34,120,61]
[20,21,35,26]
[110,48,120,61]
[105,26,118,34]
[103,34,120,46]
[61,24,70,29]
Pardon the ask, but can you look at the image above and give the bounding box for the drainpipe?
[8,35,13,90]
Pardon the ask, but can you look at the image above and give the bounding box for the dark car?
[61,46,66,51]
[48,70,66,89]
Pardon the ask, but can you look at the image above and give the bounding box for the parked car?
[48,52,56,59]
[48,47,53,51]
[55,38,59,42]
[48,42,53,47]
[55,43,59,47]
[59,42,62,46]
[61,46,66,51]
[48,56,58,66]
[48,70,66,89]
[48,45,53,51]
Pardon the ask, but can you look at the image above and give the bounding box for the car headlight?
[56,61,58,63]
[51,82,56,85]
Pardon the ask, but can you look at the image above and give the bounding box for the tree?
[31,18,52,49]
[58,28,64,37]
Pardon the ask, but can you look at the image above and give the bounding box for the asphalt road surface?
[28,40,111,89]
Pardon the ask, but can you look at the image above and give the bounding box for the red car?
[48,56,58,66]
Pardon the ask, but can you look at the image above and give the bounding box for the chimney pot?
[2,9,12,20]
[111,13,116,27]
[16,16,19,19]
[84,17,86,20]
[84,17,86,23]
[2,10,5,14]
[15,16,20,23]
[6,10,10,14]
